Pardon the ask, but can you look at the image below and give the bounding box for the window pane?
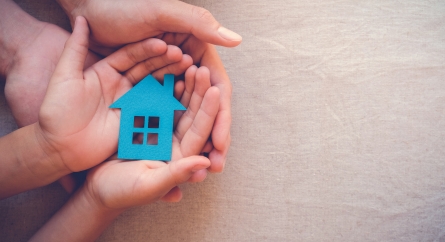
[148,116,160,128]
[132,132,143,144]
[134,116,145,128]
[147,133,158,145]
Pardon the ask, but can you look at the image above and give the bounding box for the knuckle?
[126,72,137,85]
[192,7,215,23]
[126,48,139,63]
[143,59,156,72]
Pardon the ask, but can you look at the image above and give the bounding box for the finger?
[174,66,212,142]
[212,108,232,150]
[155,1,242,47]
[106,38,167,73]
[160,186,183,203]
[52,16,89,81]
[187,169,208,183]
[180,87,220,157]
[207,85,231,173]
[151,54,193,80]
[180,65,198,108]
[200,46,232,168]
[188,67,213,116]
[150,156,210,190]
[208,134,231,173]
[173,80,186,128]
[174,80,185,100]
[124,45,183,84]
[173,66,197,126]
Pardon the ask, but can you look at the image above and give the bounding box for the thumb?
[53,16,89,81]
[150,156,211,194]
[156,1,242,47]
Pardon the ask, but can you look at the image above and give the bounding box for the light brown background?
[1,0,444,241]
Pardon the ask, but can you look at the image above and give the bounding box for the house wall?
[117,110,174,161]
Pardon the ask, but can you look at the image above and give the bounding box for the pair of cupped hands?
[5,0,241,210]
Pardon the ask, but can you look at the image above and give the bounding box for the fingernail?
[218,26,242,42]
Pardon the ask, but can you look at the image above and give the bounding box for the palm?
[39,62,130,171]
[5,23,99,127]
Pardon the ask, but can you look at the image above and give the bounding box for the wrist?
[32,123,71,176]
[79,182,126,216]
[30,183,124,242]
[0,123,70,199]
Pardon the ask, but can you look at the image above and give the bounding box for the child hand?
[36,16,193,173]
[81,66,220,209]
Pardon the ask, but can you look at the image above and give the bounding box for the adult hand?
[1,0,100,128]
[37,16,193,173]
[162,33,232,173]
[56,0,242,55]
[5,23,100,128]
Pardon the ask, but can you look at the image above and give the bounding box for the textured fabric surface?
[1,0,444,241]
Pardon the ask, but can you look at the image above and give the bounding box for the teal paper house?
[110,74,185,161]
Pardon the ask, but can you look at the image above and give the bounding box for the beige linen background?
[1,0,445,241]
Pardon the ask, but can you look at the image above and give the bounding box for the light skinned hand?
[37,16,193,173]
[5,22,101,192]
[83,66,220,209]
[55,0,239,173]
[56,0,242,55]
[2,3,99,128]
[161,33,232,173]
[0,1,100,193]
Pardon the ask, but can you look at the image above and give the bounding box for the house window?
[132,132,143,144]
[133,116,145,128]
[132,116,160,145]
[148,117,159,128]
[147,133,158,145]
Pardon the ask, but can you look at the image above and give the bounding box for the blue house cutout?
[110,74,185,161]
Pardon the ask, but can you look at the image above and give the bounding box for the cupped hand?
[83,66,220,209]
[161,33,232,173]
[57,0,242,55]
[37,16,193,173]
